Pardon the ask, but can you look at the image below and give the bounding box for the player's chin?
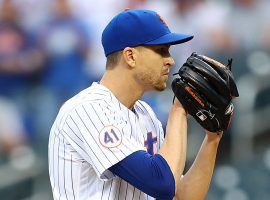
[154,81,167,91]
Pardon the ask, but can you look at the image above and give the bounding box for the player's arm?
[171,53,239,199]
[174,131,222,200]
[109,100,187,200]
[109,150,175,199]
[157,99,188,190]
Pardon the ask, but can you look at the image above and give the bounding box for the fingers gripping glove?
[171,53,239,132]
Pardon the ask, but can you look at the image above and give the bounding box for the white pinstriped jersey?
[48,82,165,200]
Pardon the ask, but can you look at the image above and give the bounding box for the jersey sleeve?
[61,100,145,180]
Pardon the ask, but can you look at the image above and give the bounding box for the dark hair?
[106,51,122,69]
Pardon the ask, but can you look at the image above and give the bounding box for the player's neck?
[100,69,144,109]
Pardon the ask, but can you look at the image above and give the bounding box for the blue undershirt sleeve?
[109,150,175,200]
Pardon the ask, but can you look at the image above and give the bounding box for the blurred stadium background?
[0,0,269,199]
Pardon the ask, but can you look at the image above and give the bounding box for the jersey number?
[104,129,119,143]
[99,126,122,148]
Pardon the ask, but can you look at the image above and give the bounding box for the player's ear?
[122,47,137,68]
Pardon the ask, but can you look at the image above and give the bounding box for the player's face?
[134,45,175,91]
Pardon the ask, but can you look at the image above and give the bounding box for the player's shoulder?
[54,82,114,124]
[62,82,113,111]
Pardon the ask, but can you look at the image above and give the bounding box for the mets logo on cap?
[99,125,122,148]
[156,13,168,27]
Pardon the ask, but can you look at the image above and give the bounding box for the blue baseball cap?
[102,9,193,56]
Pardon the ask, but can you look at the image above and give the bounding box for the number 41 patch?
[99,125,122,148]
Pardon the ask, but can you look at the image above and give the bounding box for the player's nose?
[165,56,175,68]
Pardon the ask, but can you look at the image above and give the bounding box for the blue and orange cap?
[102,9,194,57]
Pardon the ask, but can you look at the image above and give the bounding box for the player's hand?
[171,52,239,132]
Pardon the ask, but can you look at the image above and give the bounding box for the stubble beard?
[136,72,167,92]
[154,78,167,91]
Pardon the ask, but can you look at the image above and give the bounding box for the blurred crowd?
[0,0,270,199]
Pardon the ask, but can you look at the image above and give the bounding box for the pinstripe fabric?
[48,82,165,200]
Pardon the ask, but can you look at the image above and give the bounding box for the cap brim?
[145,33,193,46]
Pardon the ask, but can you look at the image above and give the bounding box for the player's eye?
[156,47,170,57]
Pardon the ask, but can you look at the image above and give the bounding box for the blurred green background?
[0,0,270,199]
